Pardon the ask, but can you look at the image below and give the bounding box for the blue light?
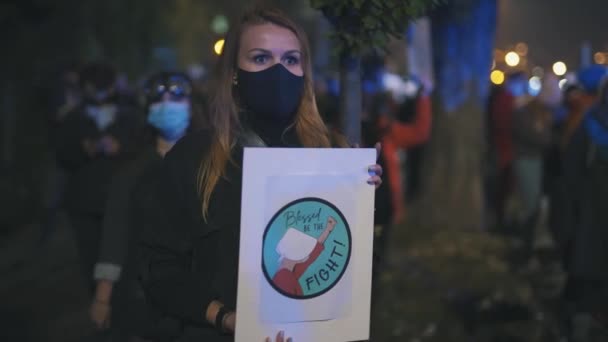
[528,76,542,96]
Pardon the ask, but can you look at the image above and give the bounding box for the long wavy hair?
[198,6,336,220]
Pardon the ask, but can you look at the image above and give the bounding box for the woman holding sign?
[136,6,382,342]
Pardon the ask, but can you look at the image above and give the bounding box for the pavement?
[1,208,606,342]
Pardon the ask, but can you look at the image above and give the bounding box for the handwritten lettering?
[284,208,322,227]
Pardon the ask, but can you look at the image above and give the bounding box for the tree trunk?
[418,98,486,230]
[416,0,497,230]
[339,54,362,145]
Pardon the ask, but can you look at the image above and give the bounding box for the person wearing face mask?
[135,6,383,342]
[56,62,142,293]
[89,72,195,341]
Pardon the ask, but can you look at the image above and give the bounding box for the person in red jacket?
[363,75,431,290]
[377,93,432,223]
[489,72,528,229]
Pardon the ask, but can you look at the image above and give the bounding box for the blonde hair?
[198,6,337,220]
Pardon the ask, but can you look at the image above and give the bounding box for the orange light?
[594,52,606,64]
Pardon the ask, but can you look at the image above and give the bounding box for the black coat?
[563,111,608,289]
[136,129,303,341]
[97,149,163,339]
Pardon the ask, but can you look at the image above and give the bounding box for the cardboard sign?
[236,148,376,342]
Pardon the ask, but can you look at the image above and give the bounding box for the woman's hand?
[367,142,383,188]
[90,280,113,330]
[223,312,236,333]
[220,312,291,342]
[90,299,111,330]
[265,331,292,342]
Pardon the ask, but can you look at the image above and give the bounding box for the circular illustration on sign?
[262,198,352,300]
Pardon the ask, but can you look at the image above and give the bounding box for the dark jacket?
[512,100,552,159]
[136,128,301,341]
[563,107,608,310]
[57,105,142,215]
[98,149,162,271]
[94,148,163,337]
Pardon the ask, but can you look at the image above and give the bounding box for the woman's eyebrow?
[247,48,272,54]
[283,50,302,56]
[246,48,302,55]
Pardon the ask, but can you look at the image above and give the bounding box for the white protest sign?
[235,148,376,342]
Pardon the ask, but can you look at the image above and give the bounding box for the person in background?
[56,62,142,291]
[90,72,195,341]
[489,71,528,230]
[40,62,83,247]
[361,70,431,286]
[378,80,431,222]
[558,66,606,274]
[511,79,553,263]
[392,75,431,205]
[546,83,584,265]
[562,74,608,341]
[136,6,382,342]
[561,65,607,151]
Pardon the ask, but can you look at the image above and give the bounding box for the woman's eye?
[285,56,300,65]
[253,55,269,64]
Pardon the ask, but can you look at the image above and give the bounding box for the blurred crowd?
[485,64,608,340]
[25,51,608,341]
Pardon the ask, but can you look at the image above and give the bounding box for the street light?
[214,39,225,55]
[553,61,567,76]
[505,51,520,67]
[491,70,505,85]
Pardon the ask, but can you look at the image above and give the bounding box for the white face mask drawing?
[276,227,317,264]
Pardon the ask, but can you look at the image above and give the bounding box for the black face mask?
[237,64,304,122]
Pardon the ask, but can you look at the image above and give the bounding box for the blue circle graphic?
[262,198,351,299]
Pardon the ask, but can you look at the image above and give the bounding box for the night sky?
[497,0,608,69]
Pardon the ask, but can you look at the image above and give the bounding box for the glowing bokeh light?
[214,39,225,55]
[505,52,520,67]
[528,76,542,96]
[553,61,567,76]
[594,52,606,64]
[491,70,505,85]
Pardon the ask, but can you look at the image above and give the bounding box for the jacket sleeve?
[94,161,142,281]
[137,134,218,326]
[385,95,432,148]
